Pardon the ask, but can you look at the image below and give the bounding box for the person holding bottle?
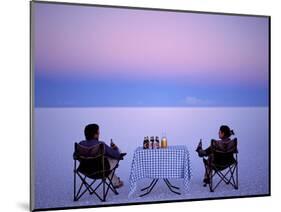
[79,124,124,188]
[196,125,236,185]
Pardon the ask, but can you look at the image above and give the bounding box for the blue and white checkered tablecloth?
[129,145,192,197]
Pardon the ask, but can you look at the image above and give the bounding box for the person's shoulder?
[231,137,238,142]
[79,139,98,147]
[79,140,87,145]
[210,139,218,144]
[96,140,109,147]
[223,138,236,143]
[212,138,234,143]
[97,140,106,145]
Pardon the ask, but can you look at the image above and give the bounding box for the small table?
[128,146,191,197]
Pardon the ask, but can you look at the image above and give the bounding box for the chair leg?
[210,169,230,192]
[73,161,77,201]
[106,167,119,195]
[73,171,76,201]
[74,171,120,202]
[209,170,214,192]
[228,166,237,187]
[74,172,116,202]
[74,175,97,201]
[235,163,239,189]
[101,178,112,202]
[235,154,239,189]
[203,158,209,187]
[102,179,106,202]
[74,174,87,201]
[90,180,103,202]
[221,164,237,189]
[92,175,118,202]
[208,164,239,192]
[106,178,119,195]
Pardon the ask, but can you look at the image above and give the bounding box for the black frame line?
[30,0,271,211]
[32,0,270,18]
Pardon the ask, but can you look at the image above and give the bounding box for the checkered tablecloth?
[128,145,192,197]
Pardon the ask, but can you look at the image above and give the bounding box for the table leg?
[141,179,157,191]
[139,179,159,197]
[164,179,181,195]
[139,178,181,197]
[164,179,180,190]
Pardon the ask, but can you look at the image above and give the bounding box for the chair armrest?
[119,153,127,160]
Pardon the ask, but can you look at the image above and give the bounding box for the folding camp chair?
[73,143,124,202]
[204,138,238,192]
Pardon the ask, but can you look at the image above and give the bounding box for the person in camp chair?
[79,123,124,188]
[196,125,236,185]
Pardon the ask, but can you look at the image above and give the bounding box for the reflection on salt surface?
[33,107,269,209]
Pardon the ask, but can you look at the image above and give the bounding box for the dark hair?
[84,124,99,140]
[219,125,235,138]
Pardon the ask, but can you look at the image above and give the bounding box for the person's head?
[84,124,100,140]
[219,125,234,139]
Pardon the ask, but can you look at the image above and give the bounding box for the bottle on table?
[155,136,160,149]
[150,136,154,149]
[143,136,149,149]
[161,136,167,148]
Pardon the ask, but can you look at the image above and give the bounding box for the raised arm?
[102,142,121,159]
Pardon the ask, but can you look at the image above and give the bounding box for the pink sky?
[34,3,268,86]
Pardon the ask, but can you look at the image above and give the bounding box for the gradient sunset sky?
[34,2,269,107]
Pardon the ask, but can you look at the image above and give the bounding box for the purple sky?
[34,2,269,107]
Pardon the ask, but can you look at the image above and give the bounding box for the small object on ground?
[114,178,124,188]
[203,177,210,186]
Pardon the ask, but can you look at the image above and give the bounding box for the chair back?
[74,143,110,179]
[211,138,238,168]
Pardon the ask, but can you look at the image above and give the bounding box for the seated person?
[79,123,124,188]
[196,125,236,185]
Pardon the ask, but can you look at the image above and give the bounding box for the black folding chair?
[204,138,238,192]
[73,143,122,202]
